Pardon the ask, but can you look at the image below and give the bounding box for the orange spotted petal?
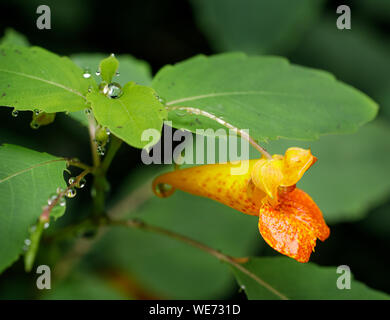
[281,147,317,187]
[152,160,266,216]
[258,188,330,263]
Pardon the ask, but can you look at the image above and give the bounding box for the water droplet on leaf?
[44,222,50,229]
[24,239,31,246]
[83,69,91,79]
[106,82,123,99]
[68,177,76,185]
[11,109,19,117]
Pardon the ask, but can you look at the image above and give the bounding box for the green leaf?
[71,53,152,86]
[99,54,119,83]
[0,28,29,47]
[232,257,390,299]
[152,53,378,142]
[86,167,261,299]
[0,46,95,113]
[291,17,390,119]
[190,0,324,54]
[0,144,67,273]
[69,53,153,128]
[267,120,390,223]
[87,82,167,148]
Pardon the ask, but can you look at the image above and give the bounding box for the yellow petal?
[251,157,284,202]
[152,160,266,216]
[281,147,317,187]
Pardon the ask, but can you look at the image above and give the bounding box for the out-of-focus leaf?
[190,0,324,54]
[87,82,166,148]
[232,257,390,299]
[291,18,390,117]
[0,46,95,113]
[356,0,390,20]
[153,53,378,142]
[0,144,67,273]
[85,167,262,299]
[42,271,126,300]
[267,120,390,223]
[0,28,29,47]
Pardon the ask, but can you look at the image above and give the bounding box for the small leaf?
[99,54,119,83]
[232,257,390,299]
[0,144,67,273]
[0,46,96,113]
[87,82,167,148]
[152,53,378,142]
[71,53,152,86]
[0,28,29,47]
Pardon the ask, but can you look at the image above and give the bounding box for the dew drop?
[30,122,40,130]
[83,69,91,79]
[95,70,101,76]
[155,95,166,104]
[56,187,64,195]
[106,82,123,99]
[66,188,77,198]
[87,85,93,93]
[115,71,120,76]
[97,146,105,156]
[24,239,31,246]
[44,222,50,229]
[77,177,86,189]
[59,197,66,207]
[47,193,58,206]
[110,53,115,57]
[68,177,76,185]
[105,128,111,135]
[30,225,37,233]
[84,108,92,115]
[11,109,19,117]
[33,109,40,115]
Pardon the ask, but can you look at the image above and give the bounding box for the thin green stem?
[100,135,123,174]
[108,218,288,300]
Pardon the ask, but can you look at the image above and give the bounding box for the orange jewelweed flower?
[152,147,330,263]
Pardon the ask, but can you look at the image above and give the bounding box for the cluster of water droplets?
[93,126,111,156]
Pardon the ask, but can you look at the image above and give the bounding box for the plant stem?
[166,105,272,159]
[87,112,100,168]
[91,135,122,217]
[108,218,288,300]
[100,135,123,174]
